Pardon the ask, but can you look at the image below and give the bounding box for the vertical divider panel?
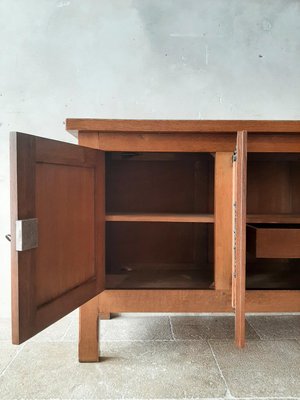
[214,153,233,290]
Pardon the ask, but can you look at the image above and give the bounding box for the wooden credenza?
[10,119,300,362]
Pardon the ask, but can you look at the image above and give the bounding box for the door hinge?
[232,148,237,163]
[16,218,38,251]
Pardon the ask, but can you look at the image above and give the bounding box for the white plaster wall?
[0,0,300,317]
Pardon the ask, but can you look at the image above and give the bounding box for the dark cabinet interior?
[246,154,300,289]
[105,152,214,289]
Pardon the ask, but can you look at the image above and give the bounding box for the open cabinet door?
[10,132,105,344]
[232,130,247,348]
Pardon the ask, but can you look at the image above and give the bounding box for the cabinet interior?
[104,151,300,290]
[105,152,214,289]
[246,153,300,289]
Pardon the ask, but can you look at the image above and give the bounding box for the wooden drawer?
[247,224,300,258]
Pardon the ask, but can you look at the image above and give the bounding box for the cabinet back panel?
[106,153,214,214]
[247,155,300,214]
[106,222,213,289]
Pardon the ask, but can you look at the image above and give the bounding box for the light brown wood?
[247,158,300,214]
[234,131,247,348]
[214,152,233,290]
[66,118,300,135]
[79,296,99,362]
[105,213,214,223]
[97,132,236,152]
[10,132,105,344]
[106,152,213,214]
[247,214,300,223]
[248,133,300,152]
[99,312,111,320]
[232,148,237,309]
[98,289,300,313]
[247,224,300,258]
[77,131,105,362]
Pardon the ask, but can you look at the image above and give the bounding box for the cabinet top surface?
[66,118,300,137]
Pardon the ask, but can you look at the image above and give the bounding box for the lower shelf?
[106,266,213,289]
[247,260,300,289]
[105,261,300,290]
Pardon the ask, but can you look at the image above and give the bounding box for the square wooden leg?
[78,295,100,362]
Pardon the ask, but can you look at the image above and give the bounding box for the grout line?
[168,316,176,341]
[14,397,298,400]
[0,342,26,377]
[60,318,74,342]
[246,316,264,340]
[207,340,235,399]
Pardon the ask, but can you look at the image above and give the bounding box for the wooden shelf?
[247,214,300,224]
[105,213,214,223]
[106,265,213,289]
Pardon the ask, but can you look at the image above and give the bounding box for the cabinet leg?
[99,312,111,320]
[79,296,100,362]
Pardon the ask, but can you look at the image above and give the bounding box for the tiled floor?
[0,313,299,399]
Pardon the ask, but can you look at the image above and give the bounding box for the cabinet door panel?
[10,132,105,344]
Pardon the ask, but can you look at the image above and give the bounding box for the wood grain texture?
[66,119,300,135]
[79,295,99,362]
[97,132,236,152]
[106,153,212,213]
[10,132,36,344]
[248,133,300,152]
[247,214,300,223]
[247,159,300,214]
[247,224,300,258]
[214,152,233,290]
[99,312,111,320]
[105,213,214,223]
[97,289,300,313]
[10,132,105,344]
[77,131,105,362]
[234,131,247,348]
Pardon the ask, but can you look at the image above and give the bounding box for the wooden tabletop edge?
[66,118,300,136]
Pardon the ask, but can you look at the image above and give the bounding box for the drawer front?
[247,224,300,258]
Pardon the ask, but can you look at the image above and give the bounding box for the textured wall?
[0,0,300,316]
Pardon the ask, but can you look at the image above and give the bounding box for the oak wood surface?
[234,131,247,348]
[214,152,233,290]
[247,224,300,258]
[10,132,105,344]
[76,132,300,153]
[106,222,213,283]
[98,289,300,313]
[66,119,300,135]
[98,132,236,152]
[106,153,212,213]
[105,213,214,223]
[247,214,300,223]
[77,131,105,362]
[79,296,99,362]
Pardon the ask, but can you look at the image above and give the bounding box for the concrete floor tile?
[65,315,173,342]
[247,315,300,340]
[0,318,11,341]
[1,315,74,343]
[170,316,259,340]
[0,342,20,374]
[209,339,300,398]
[0,341,226,399]
[29,315,73,342]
